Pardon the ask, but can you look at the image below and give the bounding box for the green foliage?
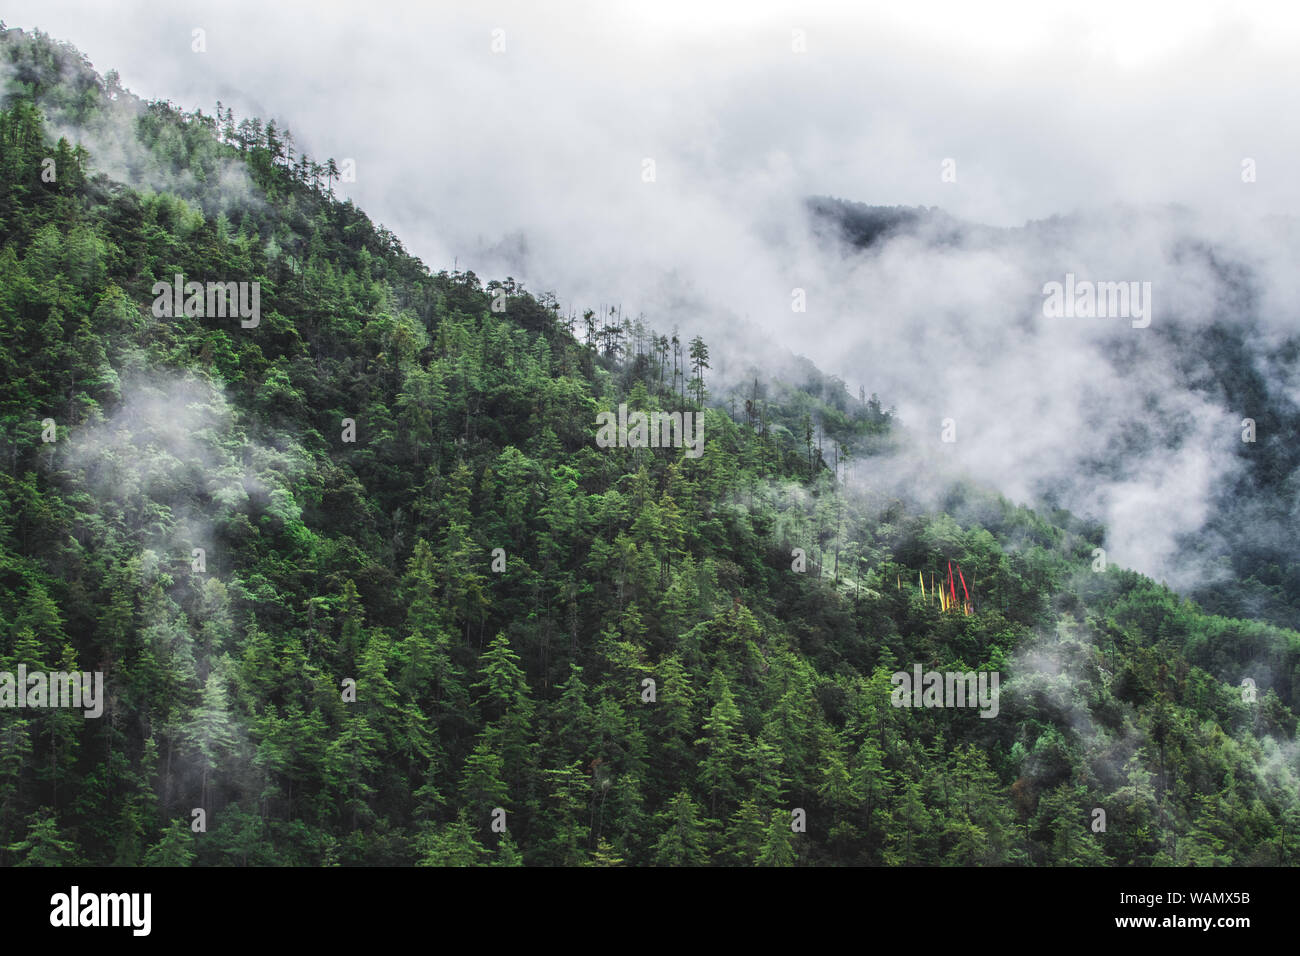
[1,24,1297,867]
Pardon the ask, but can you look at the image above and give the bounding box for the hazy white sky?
[9,1,1297,257]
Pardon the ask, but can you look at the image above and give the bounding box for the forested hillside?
[2,25,1298,866]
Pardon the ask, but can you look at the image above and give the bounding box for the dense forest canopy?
[1,25,1298,866]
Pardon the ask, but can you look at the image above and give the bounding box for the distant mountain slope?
[809,194,1300,631]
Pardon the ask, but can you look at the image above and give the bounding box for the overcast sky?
[9,0,1300,588]
[10,1,1297,276]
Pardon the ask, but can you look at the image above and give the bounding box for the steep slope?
[1,25,1297,866]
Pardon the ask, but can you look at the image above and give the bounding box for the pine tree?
[8,809,79,866]
[144,819,197,866]
[652,790,708,866]
[688,335,710,407]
